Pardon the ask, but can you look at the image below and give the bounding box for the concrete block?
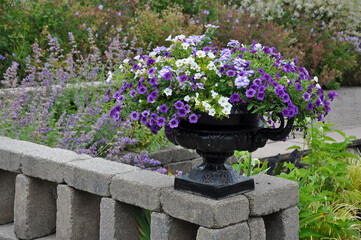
[64,158,137,196]
[0,223,17,240]
[35,234,56,240]
[99,198,138,240]
[56,185,101,240]
[21,147,91,183]
[168,160,193,174]
[244,174,299,216]
[248,217,266,240]
[14,174,57,240]
[196,222,250,240]
[150,212,198,240]
[0,170,16,224]
[0,136,48,172]
[151,146,199,164]
[110,170,174,211]
[161,188,249,228]
[263,206,299,240]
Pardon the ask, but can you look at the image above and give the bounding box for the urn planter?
[166,110,294,199]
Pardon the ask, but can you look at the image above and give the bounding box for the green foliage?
[134,207,151,240]
[232,123,361,239]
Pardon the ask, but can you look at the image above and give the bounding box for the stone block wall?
[0,136,300,240]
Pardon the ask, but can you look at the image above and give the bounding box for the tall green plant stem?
[247,152,252,177]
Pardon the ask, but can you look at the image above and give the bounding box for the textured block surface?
[248,217,266,240]
[56,185,101,240]
[14,175,57,240]
[0,170,16,224]
[196,222,250,240]
[110,170,174,211]
[64,158,137,196]
[99,198,138,240]
[244,174,299,216]
[264,206,299,240]
[21,148,90,183]
[161,188,249,228]
[150,146,198,164]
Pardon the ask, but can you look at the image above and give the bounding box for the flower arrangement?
[106,25,337,134]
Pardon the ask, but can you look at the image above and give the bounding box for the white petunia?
[190,63,198,70]
[316,83,321,89]
[119,64,123,69]
[164,88,172,96]
[175,35,186,41]
[208,108,216,116]
[186,57,195,64]
[185,70,191,76]
[181,43,189,50]
[255,43,263,51]
[196,50,206,58]
[211,90,218,98]
[184,95,191,102]
[208,52,215,59]
[134,55,140,60]
[194,73,202,79]
[123,59,129,64]
[218,97,229,107]
[106,71,113,82]
[222,108,231,115]
[314,76,319,82]
[149,52,156,57]
[165,35,172,41]
[175,60,183,68]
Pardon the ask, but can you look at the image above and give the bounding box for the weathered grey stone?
[263,206,299,240]
[248,217,266,240]
[196,222,250,240]
[110,170,174,211]
[56,185,101,240]
[190,157,203,169]
[244,174,299,216]
[21,147,91,183]
[168,160,193,174]
[150,212,198,240]
[64,158,137,196]
[35,234,56,240]
[14,174,57,240]
[0,136,48,172]
[161,188,249,228]
[99,198,138,240]
[0,223,17,240]
[0,170,16,224]
[151,146,199,164]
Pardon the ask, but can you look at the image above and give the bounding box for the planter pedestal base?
[174,163,255,199]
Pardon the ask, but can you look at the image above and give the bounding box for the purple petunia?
[315,98,322,107]
[156,117,166,126]
[110,105,121,121]
[163,72,172,80]
[159,104,168,113]
[141,115,148,124]
[226,70,236,77]
[307,102,313,110]
[113,89,121,99]
[147,95,155,103]
[138,86,147,94]
[246,89,256,98]
[258,68,265,75]
[130,90,137,98]
[253,78,262,86]
[327,91,338,100]
[147,68,156,76]
[169,118,179,128]
[177,108,187,117]
[282,94,290,103]
[274,86,285,97]
[257,91,265,100]
[189,114,198,123]
[105,89,111,103]
[230,93,240,103]
[131,64,139,71]
[117,95,125,102]
[150,91,158,99]
[130,111,140,121]
[295,83,302,91]
[303,92,310,101]
[179,75,189,83]
[281,108,289,117]
[147,58,155,65]
[149,77,157,85]
[174,101,184,109]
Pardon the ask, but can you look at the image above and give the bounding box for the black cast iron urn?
[165,109,294,199]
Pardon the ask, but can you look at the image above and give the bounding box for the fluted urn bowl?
[166,109,294,199]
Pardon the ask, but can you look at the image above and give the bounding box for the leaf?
[299,228,324,238]
[299,213,325,227]
[286,145,302,150]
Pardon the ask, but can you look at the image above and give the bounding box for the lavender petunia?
[169,118,179,128]
[246,89,256,98]
[303,92,310,101]
[147,68,156,76]
[257,91,265,100]
[226,70,236,77]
